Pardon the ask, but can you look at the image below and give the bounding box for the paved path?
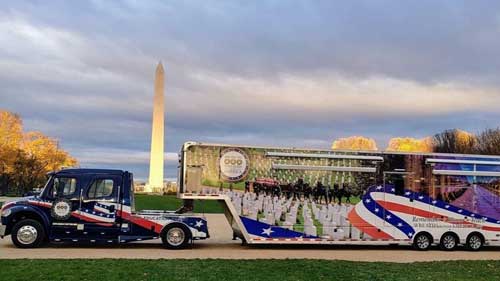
[0,197,20,203]
[1,214,499,263]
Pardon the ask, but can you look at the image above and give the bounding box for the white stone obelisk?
[145,62,165,193]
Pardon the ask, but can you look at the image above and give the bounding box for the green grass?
[135,194,224,213]
[201,179,246,190]
[0,259,498,281]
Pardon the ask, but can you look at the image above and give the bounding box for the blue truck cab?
[0,168,208,249]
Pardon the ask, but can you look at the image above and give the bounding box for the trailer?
[178,142,500,251]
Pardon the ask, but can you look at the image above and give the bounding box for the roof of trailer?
[183,141,500,159]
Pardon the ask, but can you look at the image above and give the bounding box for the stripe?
[377,201,441,219]
[117,210,163,234]
[347,206,392,239]
[71,212,114,227]
[376,200,500,231]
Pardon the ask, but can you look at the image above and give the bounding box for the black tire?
[11,219,46,249]
[440,232,458,251]
[161,224,191,250]
[466,233,484,251]
[413,232,432,251]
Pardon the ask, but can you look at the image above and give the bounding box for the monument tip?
[156,61,164,73]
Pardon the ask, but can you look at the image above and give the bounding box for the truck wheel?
[466,233,484,251]
[161,224,191,249]
[440,232,458,251]
[11,219,46,249]
[413,233,432,251]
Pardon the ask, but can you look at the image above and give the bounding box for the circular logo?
[219,148,249,182]
[51,199,72,220]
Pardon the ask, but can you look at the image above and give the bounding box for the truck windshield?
[40,175,78,199]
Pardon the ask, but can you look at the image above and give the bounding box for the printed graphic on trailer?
[184,144,500,240]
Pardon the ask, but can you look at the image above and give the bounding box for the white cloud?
[181,70,500,121]
[74,148,178,165]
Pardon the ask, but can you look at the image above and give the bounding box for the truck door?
[46,176,81,239]
[79,175,122,240]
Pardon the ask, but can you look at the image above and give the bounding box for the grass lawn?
[135,194,224,213]
[0,259,498,281]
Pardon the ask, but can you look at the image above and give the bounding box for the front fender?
[2,204,51,236]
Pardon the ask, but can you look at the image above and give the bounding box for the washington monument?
[145,62,165,192]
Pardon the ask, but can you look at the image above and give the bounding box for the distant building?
[135,180,177,194]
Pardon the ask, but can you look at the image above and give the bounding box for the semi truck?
[2,141,500,251]
[0,168,208,249]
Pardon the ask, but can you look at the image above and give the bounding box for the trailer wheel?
[465,233,484,251]
[413,232,432,251]
[161,224,191,249]
[440,232,458,251]
[11,219,46,249]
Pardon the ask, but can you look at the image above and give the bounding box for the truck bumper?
[0,223,6,238]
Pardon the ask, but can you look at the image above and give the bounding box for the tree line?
[0,110,77,196]
[332,128,500,155]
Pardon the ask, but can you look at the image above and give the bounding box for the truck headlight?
[1,208,11,217]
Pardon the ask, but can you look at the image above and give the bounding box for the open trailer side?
[178,141,500,250]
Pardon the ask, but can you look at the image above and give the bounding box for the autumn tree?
[332,136,378,151]
[0,110,77,195]
[386,137,433,152]
[0,111,23,195]
[475,128,500,155]
[432,129,477,154]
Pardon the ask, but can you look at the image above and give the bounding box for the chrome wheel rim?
[469,236,482,250]
[442,235,456,249]
[416,235,430,249]
[17,225,38,245]
[167,227,185,246]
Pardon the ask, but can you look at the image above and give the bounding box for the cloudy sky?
[1,1,500,179]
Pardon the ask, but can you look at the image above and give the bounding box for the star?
[405,191,411,196]
[445,205,450,209]
[390,188,395,192]
[497,221,500,224]
[458,210,463,213]
[195,220,204,228]
[365,199,371,203]
[92,211,96,214]
[376,186,383,190]
[432,200,437,204]
[386,215,392,220]
[397,223,403,227]
[418,196,424,200]
[262,227,274,236]
[471,214,475,217]
[374,208,379,213]
[408,232,413,237]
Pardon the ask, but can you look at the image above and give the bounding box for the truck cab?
[0,168,208,249]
